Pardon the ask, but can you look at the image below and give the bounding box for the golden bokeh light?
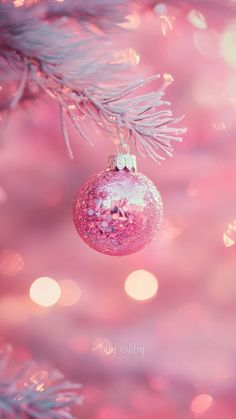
[125,270,158,301]
[191,394,213,414]
[30,277,61,307]
[58,279,81,307]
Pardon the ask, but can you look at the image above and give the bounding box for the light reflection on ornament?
[30,277,61,307]
[220,24,236,69]
[125,270,158,301]
[58,279,81,307]
[0,249,24,276]
[187,10,207,30]
[223,220,236,247]
[191,394,213,414]
[119,13,141,30]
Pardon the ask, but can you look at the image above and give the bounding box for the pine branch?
[0,1,186,162]
[0,345,82,418]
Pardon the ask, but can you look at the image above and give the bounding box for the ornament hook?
[116,142,130,155]
[115,126,130,155]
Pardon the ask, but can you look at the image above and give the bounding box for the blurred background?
[0,1,236,418]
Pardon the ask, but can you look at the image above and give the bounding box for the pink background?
[0,3,236,418]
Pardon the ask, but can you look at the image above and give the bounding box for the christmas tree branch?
[0,345,82,418]
[0,1,186,162]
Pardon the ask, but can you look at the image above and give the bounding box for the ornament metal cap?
[107,154,137,172]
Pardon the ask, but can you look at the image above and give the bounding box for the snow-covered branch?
[0,1,185,162]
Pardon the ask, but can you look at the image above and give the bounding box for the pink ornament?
[73,154,163,256]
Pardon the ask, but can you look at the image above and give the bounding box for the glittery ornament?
[73,154,163,256]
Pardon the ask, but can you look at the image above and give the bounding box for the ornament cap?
[107,154,137,172]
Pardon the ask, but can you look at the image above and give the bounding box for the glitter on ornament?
[73,154,163,256]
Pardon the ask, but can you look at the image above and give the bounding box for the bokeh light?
[58,279,81,307]
[13,0,25,6]
[125,270,158,301]
[30,277,61,307]
[220,24,236,69]
[119,13,141,30]
[1,3,236,418]
[223,220,236,247]
[187,10,207,30]
[191,394,213,414]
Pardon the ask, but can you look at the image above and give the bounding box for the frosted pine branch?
[0,1,186,162]
[63,77,186,162]
[0,346,82,418]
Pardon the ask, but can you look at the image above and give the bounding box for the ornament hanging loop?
[110,126,135,170]
[115,126,129,155]
[116,142,130,155]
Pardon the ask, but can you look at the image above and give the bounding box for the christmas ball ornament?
[73,153,163,256]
